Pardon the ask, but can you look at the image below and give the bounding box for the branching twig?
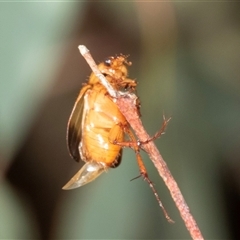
[78,45,204,240]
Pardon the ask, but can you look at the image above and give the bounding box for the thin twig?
[78,45,204,240]
[78,46,118,98]
[116,94,204,240]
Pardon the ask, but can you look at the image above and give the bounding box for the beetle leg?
[111,116,171,150]
[127,130,174,223]
[109,123,139,149]
[139,115,171,147]
[134,150,174,223]
[110,124,173,223]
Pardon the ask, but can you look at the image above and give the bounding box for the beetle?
[62,54,172,222]
[62,55,136,189]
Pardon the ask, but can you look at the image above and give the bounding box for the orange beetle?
[62,55,136,189]
[62,54,173,222]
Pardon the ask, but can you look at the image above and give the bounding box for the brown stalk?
[78,45,204,240]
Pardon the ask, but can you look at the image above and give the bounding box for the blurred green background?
[1,2,240,239]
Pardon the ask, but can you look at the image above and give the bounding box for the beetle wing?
[67,85,91,162]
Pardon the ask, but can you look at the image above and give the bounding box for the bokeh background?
[1,2,240,239]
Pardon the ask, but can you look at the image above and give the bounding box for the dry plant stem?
[117,95,204,240]
[78,45,117,98]
[78,45,204,240]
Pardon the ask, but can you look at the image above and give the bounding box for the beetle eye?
[104,58,111,67]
